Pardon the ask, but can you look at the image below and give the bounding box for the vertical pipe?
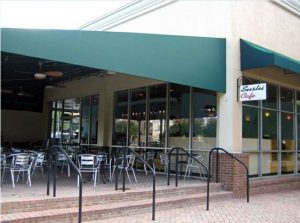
[207,150,212,211]
[167,151,171,186]
[247,170,249,203]
[53,146,57,197]
[122,147,126,192]
[115,148,118,191]
[152,174,156,221]
[175,148,179,187]
[78,173,83,223]
[47,149,50,196]
[216,149,219,183]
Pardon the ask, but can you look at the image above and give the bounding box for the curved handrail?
[167,147,209,211]
[113,146,156,221]
[47,145,83,223]
[208,147,249,203]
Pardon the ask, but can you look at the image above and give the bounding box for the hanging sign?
[239,83,266,101]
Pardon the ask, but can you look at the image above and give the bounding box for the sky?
[0,0,130,29]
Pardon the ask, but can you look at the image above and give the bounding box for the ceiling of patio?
[1,52,106,112]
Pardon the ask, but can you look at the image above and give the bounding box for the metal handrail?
[47,145,83,223]
[113,146,156,221]
[167,147,209,211]
[208,147,249,203]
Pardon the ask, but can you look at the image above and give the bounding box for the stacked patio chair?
[159,154,169,173]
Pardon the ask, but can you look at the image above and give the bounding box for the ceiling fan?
[34,61,63,80]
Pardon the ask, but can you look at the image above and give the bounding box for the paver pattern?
[89,189,300,223]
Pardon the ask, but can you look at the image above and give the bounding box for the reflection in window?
[130,88,146,147]
[281,88,294,112]
[113,91,128,146]
[148,84,166,147]
[62,98,80,144]
[262,110,277,151]
[192,88,217,149]
[168,84,190,148]
[262,84,277,109]
[90,95,99,144]
[81,97,90,144]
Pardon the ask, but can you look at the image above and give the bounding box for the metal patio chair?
[184,155,206,180]
[112,154,137,183]
[159,154,169,173]
[77,154,98,187]
[10,153,33,188]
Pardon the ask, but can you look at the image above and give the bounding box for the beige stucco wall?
[109,1,300,152]
[1,109,46,143]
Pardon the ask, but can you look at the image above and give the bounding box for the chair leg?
[27,170,31,187]
[94,171,97,187]
[125,169,131,183]
[184,166,189,180]
[1,164,6,185]
[131,167,137,183]
[11,170,15,188]
[144,164,147,175]
[111,166,116,180]
[153,163,156,175]
[68,164,70,177]
[77,175,79,187]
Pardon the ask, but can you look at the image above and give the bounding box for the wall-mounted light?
[264,111,271,118]
[244,115,251,122]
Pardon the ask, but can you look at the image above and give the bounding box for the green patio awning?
[1,28,226,92]
[240,39,300,74]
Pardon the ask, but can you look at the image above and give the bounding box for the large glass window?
[49,95,99,145]
[112,83,217,151]
[262,84,277,109]
[281,88,294,112]
[148,84,166,147]
[242,106,259,176]
[243,82,299,177]
[297,92,300,113]
[168,84,190,148]
[113,91,128,146]
[130,88,146,146]
[192,88,217,149]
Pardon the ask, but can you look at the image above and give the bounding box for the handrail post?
[115,147,119,191]
[78,172,83,223]
[247,169,249,203]
[167,151,171,186]
[122,147,126,192]
[208,150,212,211]
[47,148,51,196]
[53,146,57,197]
[175,148,179,187]
[152,174,156,220]
[216,149,219,183]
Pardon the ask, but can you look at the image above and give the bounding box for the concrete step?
[1,190,233,223]
[2,183,222,215]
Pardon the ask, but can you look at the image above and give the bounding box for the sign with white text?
[239,83,267,101]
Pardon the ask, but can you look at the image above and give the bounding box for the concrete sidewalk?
[89,189,300,223]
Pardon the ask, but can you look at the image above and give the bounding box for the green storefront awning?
[1,28,226,92]
[240,39,300,74]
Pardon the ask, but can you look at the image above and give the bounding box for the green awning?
[1,28,226,92]
[240,39,300,74]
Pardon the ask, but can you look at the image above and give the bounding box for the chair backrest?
[188,155,204,166]
[146,152,155,161]
[160,154,169,164]
[35,153,45,165]
[127,154,136,166]
[12,153,31,168]
[78,154,96,168]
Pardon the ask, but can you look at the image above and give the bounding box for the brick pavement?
[89,189,300,223]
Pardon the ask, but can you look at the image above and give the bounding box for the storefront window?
[130,88,146,146]
[242,106,259,176]
[113,91,128,146]
[262,110,277,151]
[281,88,294,112]
[81,97,90,144]
[297,92,300,113]
[90,95,99,144]
[168,84,190,148]
[148,84,166,147]
[192,88,217,149]
[262,84,277,109]
[281,112,294,174]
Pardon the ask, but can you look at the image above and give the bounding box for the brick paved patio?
[89,189,300,223]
